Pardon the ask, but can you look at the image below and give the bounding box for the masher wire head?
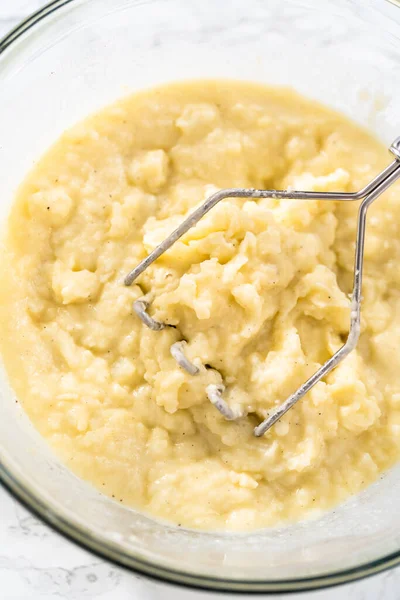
[125,137,400,437]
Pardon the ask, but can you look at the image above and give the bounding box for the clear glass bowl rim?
[1,0,400,593]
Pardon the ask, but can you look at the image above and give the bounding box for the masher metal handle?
[256,138,400,434]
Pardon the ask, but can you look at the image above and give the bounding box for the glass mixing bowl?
[1,0,400,593]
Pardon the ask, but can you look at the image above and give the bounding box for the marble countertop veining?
[1,1,400,599]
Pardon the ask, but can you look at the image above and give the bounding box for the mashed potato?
[1,80,400,531]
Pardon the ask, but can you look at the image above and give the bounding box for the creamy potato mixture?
[1,81,400,531]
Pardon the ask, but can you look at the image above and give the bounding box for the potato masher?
[125,137,400,437]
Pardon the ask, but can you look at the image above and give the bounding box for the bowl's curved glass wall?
[1,0,400,592]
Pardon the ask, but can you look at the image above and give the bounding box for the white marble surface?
[1,1,400,599]
[1,476,400,600]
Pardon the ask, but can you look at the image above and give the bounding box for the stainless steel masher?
[124,137,400,437]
